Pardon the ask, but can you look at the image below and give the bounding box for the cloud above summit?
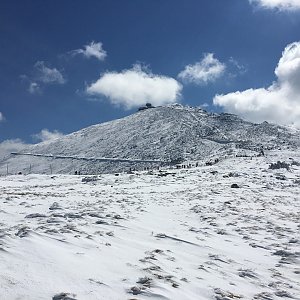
[249,0,300,10]
[86,64,182,109]
[213,41,300,128]
[178,53,226,85]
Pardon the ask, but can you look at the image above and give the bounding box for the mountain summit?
[1,104,299,174]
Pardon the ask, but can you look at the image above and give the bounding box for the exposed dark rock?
[82,176,98,183]
[95,220,109,225]
[52,292,77,300]
[238,269,258,278]
[25,213,47,219]
[274,290,293,298]
[228,172,240,177]
[253,292,273,300]
[130,286,141,295]
[64,213,82,219]
[230,183,240,188]
[275,174,287,180]
[273,250,297,257]
[136,277,151,285]
[269,161,290,170]
[49,202,61,210]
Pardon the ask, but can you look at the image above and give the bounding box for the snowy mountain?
[1,104,299,175]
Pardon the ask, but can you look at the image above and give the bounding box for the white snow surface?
[0,149,299,299]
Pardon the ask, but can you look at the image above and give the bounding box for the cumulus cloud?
[32,129,64,142]
[213,41,300,128]
[86,64,182,109]
[0,112,4,122]
[249,0,300,10]
[178,53,226,85]
[34,61,65,84]
[72,41,107,61]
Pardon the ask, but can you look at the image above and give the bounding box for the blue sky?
[1,0,300,143]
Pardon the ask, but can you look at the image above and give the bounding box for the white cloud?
[28,82,41,94]
[23,62,65,93]
[249,0,300,10]
[34,61,65,84]
[0,139,28,159]
[0,112,4,122]
[228,58,247,75]
[86,64,182,109]
[72,41,107,61]
[213,41,300,128]
[178,53,226,85]
[32,129,64,142]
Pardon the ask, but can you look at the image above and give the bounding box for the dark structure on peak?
[138,103,155,111]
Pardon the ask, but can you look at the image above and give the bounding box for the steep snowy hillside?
[0,104,299,175]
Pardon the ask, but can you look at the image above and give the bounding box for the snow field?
[0,150,299,299]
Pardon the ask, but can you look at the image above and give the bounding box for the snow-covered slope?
[1,105,299,175]
[0,149,299,299]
